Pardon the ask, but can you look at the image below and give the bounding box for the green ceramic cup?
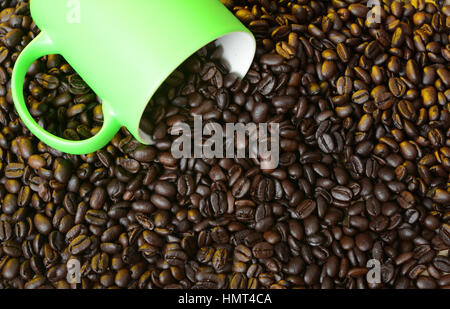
[12,0,256,154]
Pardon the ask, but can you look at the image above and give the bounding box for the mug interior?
[138,31,256,144]
[214,32,256,79]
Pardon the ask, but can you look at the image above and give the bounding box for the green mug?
[12,0,256,154]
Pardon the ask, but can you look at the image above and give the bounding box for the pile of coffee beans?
[0,0,449,289]
[25,60,104,141]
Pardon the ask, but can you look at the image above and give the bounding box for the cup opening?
[137,31,256,145]
[139,128,154,145]
[19,53,107,142]
[214,31,256,79]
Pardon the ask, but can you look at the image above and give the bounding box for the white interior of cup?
[215,31,256,78]
[138,31,256,144]
[139,128,156,145]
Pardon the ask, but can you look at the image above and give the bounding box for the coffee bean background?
[0,0,449,289]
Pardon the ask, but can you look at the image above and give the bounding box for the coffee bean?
[252,102,269,123]
[28,154,46,169]
[357,114,373,132]
[337,43,350,62]
[177,174,195,196]
[322,61,337,79]
[348,4,369,17]
[212,248,228,272]
[252,242,273,259]
[416,276,437,289]
[336,76,352,95]
[3,240,22,257]
[69,235,91,255]
[35,73,59,90]
[397,100,416,120]
[154,180,176,197]
[91,252,109,274]
[232,177,250,199]
[115,269,131,288]
[436,67,450,87]
[260,54,283,66]
[406,59,420,84]
[397,190,416,209]
[54,158,72,183]
[331,186,353,202]
[388,77,406,97]
[276,41,296,60]
[2,257,19,280]
[33,214,52,235]
[440,224,450,246]
[433,256,450,273]
[150,194,171,210]
[257,74,276,96]
[272,96,296,109]
[0,220,12,241]
[304,264,320,285]
[130,146,156,163]
[318,134,335,154]
[0,46,8,64]
[295,199,316,219]
[351,89,369,104]
[5,163,25,178]
[85,209,108,226]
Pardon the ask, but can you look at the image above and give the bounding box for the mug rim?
[135,30,256,145]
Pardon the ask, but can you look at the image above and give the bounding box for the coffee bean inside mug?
[138,43,230,141]
[1,0,450,290]
[22,53,105,141]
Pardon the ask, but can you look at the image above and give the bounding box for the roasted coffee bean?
[352,90,369,104]
[91,252,109,274]
[337,43,350,63]
[234,244,252,263]
[433,256,450,273]
[33,213,52,235]
[304,264,320,286]
[397,191,416,209]
[5,163,25,178]
[295,199,316,219]
[85,209,108,226]
[68,235,91,255]
[331,186,353,202]
[2,257,19,280]
[318,134,335,154]
[252,242,273,259]
[0,220,12,241]
[260,54,283,66]
[388,77,406,98]
[406,59,420,84]
[3,240,22,257]
[440,224,450,246]
[232,177,250,199]
[416,276,437,289]
[35,73,59,90]
[336,76,353,95]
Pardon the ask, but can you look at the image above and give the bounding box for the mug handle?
[12,32,121,155]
